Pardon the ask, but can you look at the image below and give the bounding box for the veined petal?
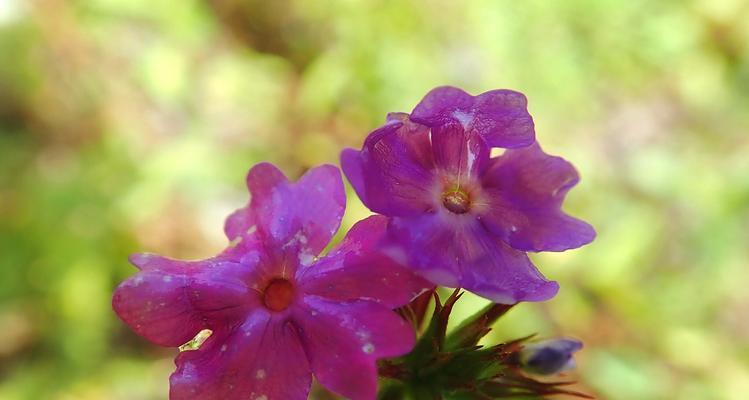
[386,214,558,303]
[170,309,311,400]
[480,143,595,251]
[295,296,415,400]
[224,205,256,241]
[112,269,204,347]
[410,86,474,125]
[299,216,431,308]
[246,162,346,256]
[294,165,347,252]
[460,239,559,304]
[342,121,436,217]
[411,86,535,148]
[431,122,489,180]
[340,147,366,200]
[112,255,253,347]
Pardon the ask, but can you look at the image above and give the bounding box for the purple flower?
[112,163,430,400]
[410,86,535,148]
[341,111,594,303]
[519,338,583,375]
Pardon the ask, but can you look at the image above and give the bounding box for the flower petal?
[170,309,312,400]
[410,86,474,124]
[112,271,203,347]
[295,296,415,400]
[342,120,436,217]
[386,214,558,303]
[294,165,347,251]
[480,144,595,251]
[112,254,254,347]
[410,86,535,148]
[224,205,256,242]
[246,162,346,255]
[298,216,431,308]
[340,147,366,199]
[431,122,489,179]
[461,240,559,303]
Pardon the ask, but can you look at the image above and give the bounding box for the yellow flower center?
[442,189,471,214]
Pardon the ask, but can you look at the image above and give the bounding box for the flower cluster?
[112,87,594,400]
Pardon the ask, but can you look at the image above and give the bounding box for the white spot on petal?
[466,145,477,169]
[362,343,375,354]
[162,276,172,283]
[228,236,243,248]
[453,111,474,128]
[256,369,266,380]
[220,345,227,352]
[299,252,315,265]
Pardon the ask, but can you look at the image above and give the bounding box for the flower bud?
[520,338,582,375]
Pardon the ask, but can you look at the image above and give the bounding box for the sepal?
[378,290,592,399]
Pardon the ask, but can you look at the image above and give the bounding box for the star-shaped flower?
[341,112,594,303]
[112,163,430,400]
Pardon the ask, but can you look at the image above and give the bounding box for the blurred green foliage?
[1,0,748,399]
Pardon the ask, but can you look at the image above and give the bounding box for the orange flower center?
[263,279,295,311]
[442,189,471,214]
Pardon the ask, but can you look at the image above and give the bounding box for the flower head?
[520,338,583,375]
[341,94,594,303]
[112,163,430,400]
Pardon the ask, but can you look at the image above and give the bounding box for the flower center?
[442,189,471,214]
[263,279,295,312]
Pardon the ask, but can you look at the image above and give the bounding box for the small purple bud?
[520,338,583,375]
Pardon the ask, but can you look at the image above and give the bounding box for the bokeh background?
[1,0,748,399]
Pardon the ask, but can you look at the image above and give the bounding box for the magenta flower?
[112,163,430,400]
[341,113,594,303]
